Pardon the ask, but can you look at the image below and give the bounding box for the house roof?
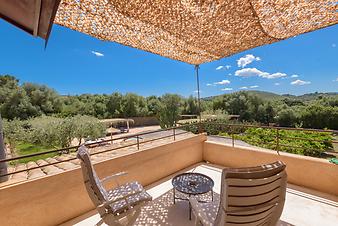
[0,0,61,41]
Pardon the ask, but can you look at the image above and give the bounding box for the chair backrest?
[77,146,109,209]
[215,161,287,226]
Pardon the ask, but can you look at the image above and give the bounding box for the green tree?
[22,83,62,115]
[72,115,106,145]
[301,105,338,129]
[182,95,199,115]
[2,118,24,151]
[146,96,161,116]
[107,92,123,117]
[157,94,182,128]
[0,75,38,119]
[276,108,298,127]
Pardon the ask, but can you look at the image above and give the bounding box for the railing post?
[173,128,176,141]
[232,133,235,147]
[136,136,140,150]
[276,128,280,155]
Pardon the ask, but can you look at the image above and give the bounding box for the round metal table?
[172,172,214,220]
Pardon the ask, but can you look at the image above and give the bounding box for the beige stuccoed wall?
[204,141,338,196]
[0,135,206,226]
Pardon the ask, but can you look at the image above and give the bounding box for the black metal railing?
[1,121,337,181]
[0,123,197,179]
[197,122,338,156]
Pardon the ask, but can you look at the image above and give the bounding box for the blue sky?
[0,19,337,97]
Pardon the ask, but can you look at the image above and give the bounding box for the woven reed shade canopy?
[58,1,337,64]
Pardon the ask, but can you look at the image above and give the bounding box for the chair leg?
[192,210,202,226]
[125,208,141,226]
[101,214,124,226]
[95,218,104,226]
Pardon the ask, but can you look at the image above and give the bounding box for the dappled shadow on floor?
[136,189,295,226]
[135,189,220,226]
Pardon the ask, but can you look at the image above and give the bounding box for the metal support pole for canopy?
[195,65,202,133]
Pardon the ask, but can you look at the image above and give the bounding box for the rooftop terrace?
[0,132,337,226]
[62,163,338,226]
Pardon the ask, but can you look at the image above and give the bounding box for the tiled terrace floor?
[61,164,338,226]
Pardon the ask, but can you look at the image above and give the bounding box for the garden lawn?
[13,142,60,164]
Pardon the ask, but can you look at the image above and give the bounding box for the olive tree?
[157,94,182,128]
[72,115,106,145]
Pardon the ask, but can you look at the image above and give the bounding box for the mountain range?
[203,91,338,101]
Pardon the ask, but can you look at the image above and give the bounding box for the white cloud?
[250,85,259,88]
[235,68,264,77]
[206,83,215,86]
[291,74,299,78]
[194,90,203,93]
[91,51,104,57]
[221,88,233,91]
[214,80,231,85]
[264,72,287,79]
[216,65,231,70]
[235,68,287,79]
[228,73,232,76]
[332,43,336,48]
[237,54,261,67]
[333,77,338,82]
[291,79,311,85]
[239,86,248,90]
[274,83,280,86]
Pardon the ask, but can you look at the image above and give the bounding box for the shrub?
[3,115,106,149]
[227,127,333,157]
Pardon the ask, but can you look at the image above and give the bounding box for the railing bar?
[205,122,337,133]
[0,124,198,163]
[139,132,189,145]
[1,121,335,164]
[0,130,191,178]
[86,131,189,157]
[235,133,336,144]
[85,143,140,157]
[281,136,335,143]
[0,147,78,163]
[0,157,78,177]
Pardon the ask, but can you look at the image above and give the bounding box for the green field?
[13,142,60,164]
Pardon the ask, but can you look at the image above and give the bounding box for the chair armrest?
[101,171,128,185]
[189,196,214,226]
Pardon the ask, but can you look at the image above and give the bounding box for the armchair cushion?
[109,189,152,214]
[108,181,144,202]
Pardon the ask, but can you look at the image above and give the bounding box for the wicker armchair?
[77,146,152,226]
[190,161,287,226]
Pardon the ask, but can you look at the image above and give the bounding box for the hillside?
[290,92,338,101]
[204,91,338,102]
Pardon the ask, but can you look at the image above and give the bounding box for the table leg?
[173,189,176,204]
[189,194,192,220]
[211,190,213,201]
